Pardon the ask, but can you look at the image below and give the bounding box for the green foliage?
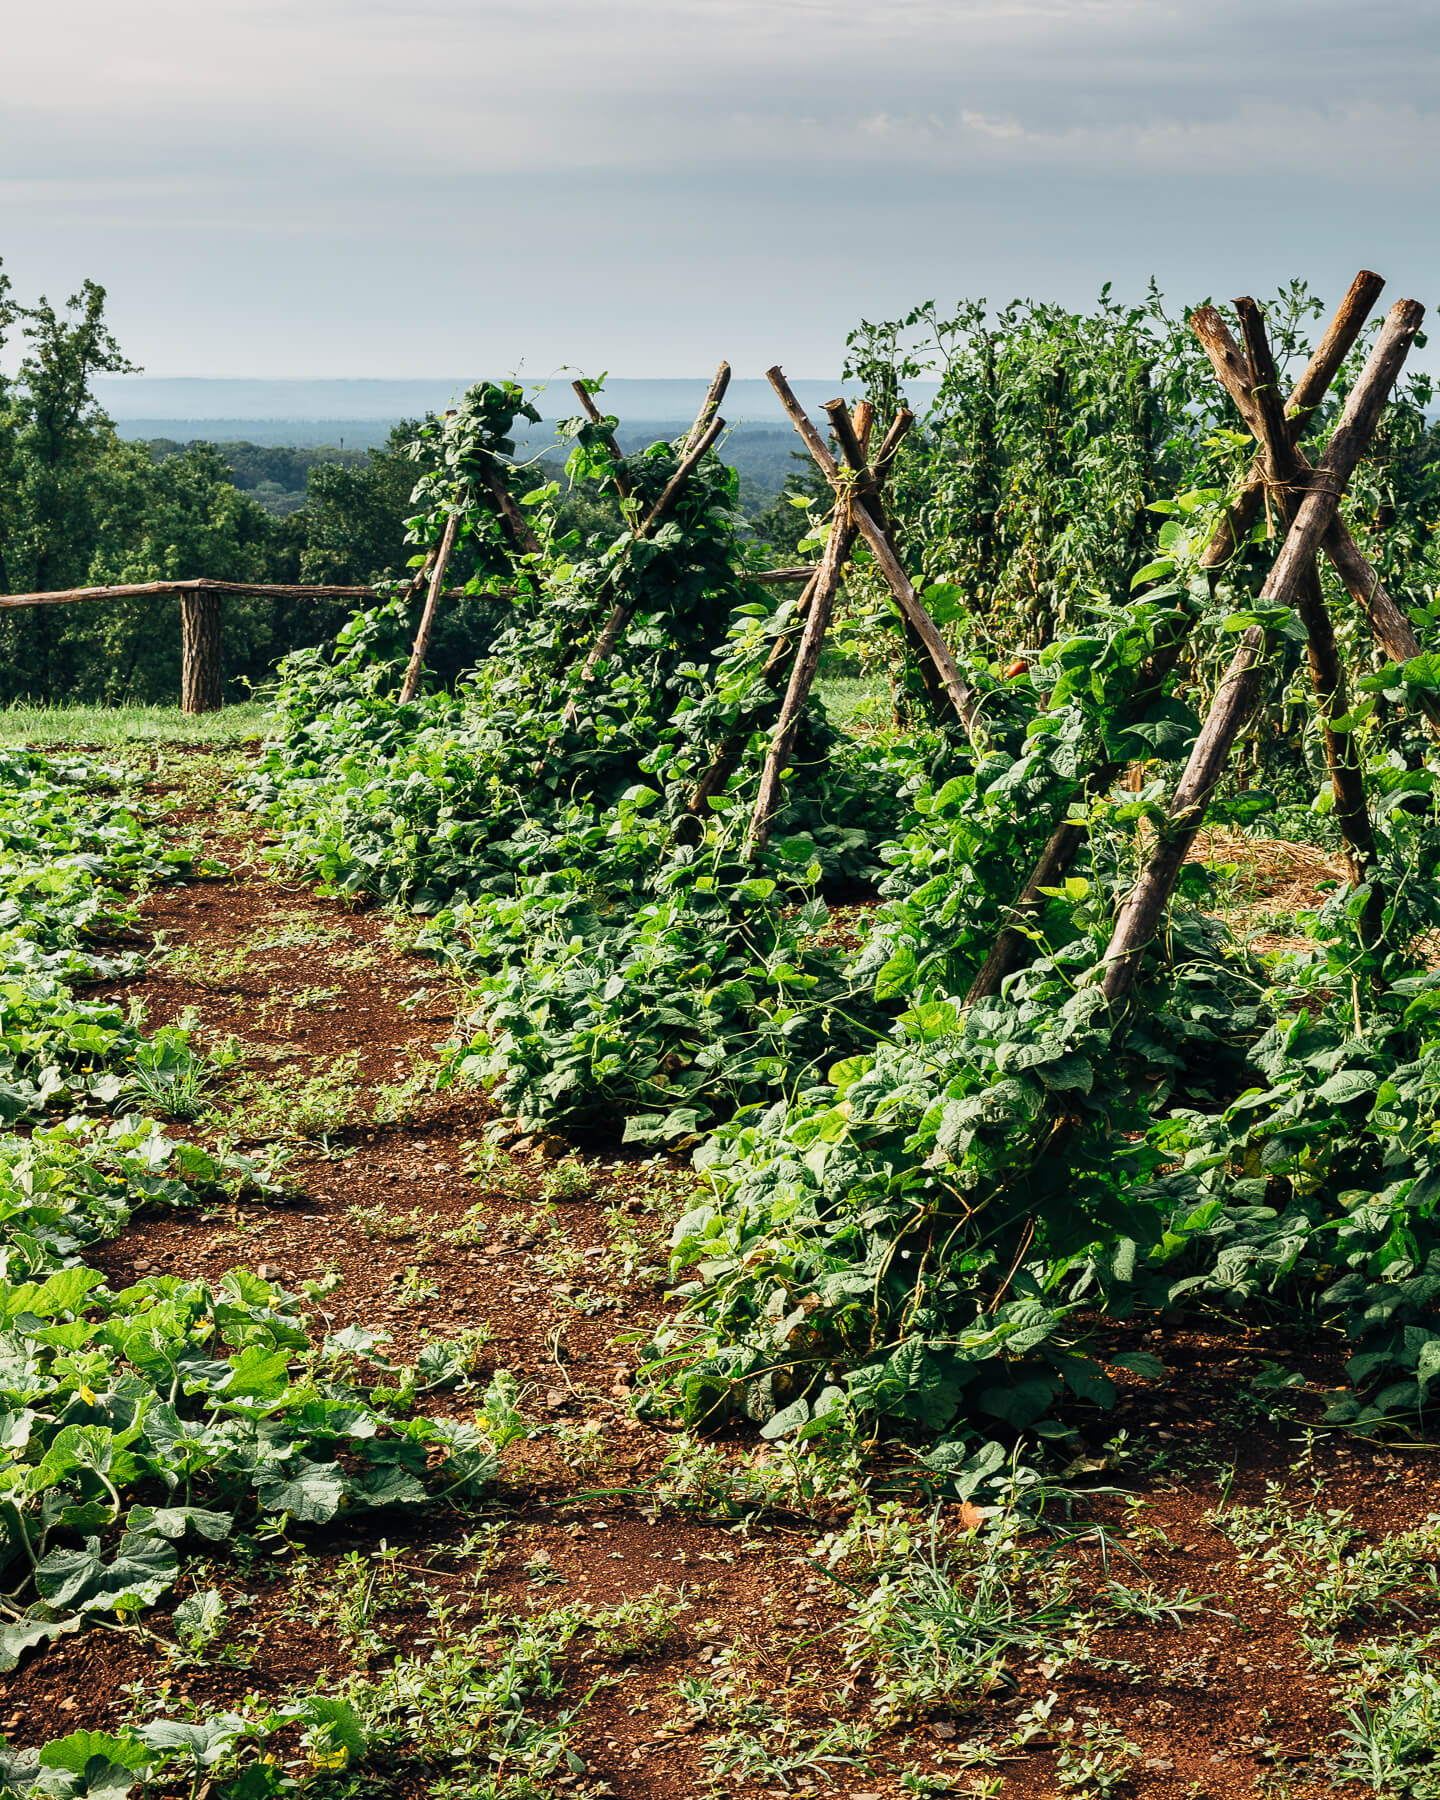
[0,748,508,1679]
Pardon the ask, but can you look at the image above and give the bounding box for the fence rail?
[0,567,814,712]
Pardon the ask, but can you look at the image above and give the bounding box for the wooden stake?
[767,368,981,737]
[1194,271,1384,569]
[478,455,542,557]
[686,409,919,820]
[398,511,461,704]
[744,507,857,857]
[685,362,731,453]
[1234,295,1378,897]
[571,380,633,502]
[1193,301,1440,739]
[1100,297,1424,1004]
[563,412,729,720]
[968,274,1389,1004]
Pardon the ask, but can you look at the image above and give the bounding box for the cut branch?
[399,511,461,704]
[966,275,1384,1004]
[571,380,633,502]
[1193,270,1385,568]
[767,369,979,735]
[563,412,729,720]
[1234,295,1377,896]
[744,508,857,857]
[686,362,732,453]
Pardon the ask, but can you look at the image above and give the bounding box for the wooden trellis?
[952,272,1424,1006]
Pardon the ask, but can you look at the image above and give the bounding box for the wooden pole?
[685,362,731,453]
[1100,297,1424,1005]
[563,411,728,720]
[685,572,822,821]
[398,511,461,704]
[687,410,916,821]
[477,456,542,558]
[766,367,981,738]
[1195,271,1385,568]
[744,507,858,857]
[1192,302,1440,741]
[821,397,949,719]
[179,590,223,714]
[1234,295,1378,898]
[571,381,633,501]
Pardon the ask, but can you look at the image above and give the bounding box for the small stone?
[1143,1758,1175,1774]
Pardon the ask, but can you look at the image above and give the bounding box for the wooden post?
[1233,295,1378,899]
[571,380,634,501]
[398,511,461,704]
[686,362,731,452]
[180,589,223,714]
[766,367,982,740]
[744,507,858,857]
[1100,297,1424,1005]
[1196,271,1385,569]
[563,402,728,723]
[686,409,915,822]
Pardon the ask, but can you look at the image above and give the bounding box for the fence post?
[180,588,223,713]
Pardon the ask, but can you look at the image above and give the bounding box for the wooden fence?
[0,568,812,713]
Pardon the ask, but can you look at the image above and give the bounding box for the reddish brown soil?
[2,754,1428,1798]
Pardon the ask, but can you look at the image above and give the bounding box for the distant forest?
[142,423,809,520]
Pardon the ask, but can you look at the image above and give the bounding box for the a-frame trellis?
[952,274,1424,1006]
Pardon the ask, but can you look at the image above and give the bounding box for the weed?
[583,1586,687,1660]
[393,1263,439,1309]
[214,1050,363,1141]
[540,1157,593,1203]
[1055,1717,1141,1794]
[839,1517,1083,1722]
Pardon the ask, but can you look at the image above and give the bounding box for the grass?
[0,686,884,750]
[0,699,272,748]
[816,673,894,733]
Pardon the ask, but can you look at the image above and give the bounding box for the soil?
[2,754,1427,1798]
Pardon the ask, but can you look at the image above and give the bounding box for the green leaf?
[254,1461,346,1523]
[34,1534,177,1614]
[38,1730,151,1790]
[124,1505,233,1542]
[874,941,919,1001]
[1130,558,1175,590]
[0,1611,81,1674]
[1316,1070,1378,1107]
[1401,651,1440,691]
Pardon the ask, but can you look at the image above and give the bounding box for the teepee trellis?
[1098,293,1424,1003]
[686,402,915,827]
[966,273,1426,1005]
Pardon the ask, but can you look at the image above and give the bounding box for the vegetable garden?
[6,270,1440,1796]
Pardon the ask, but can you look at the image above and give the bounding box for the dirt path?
[7,751,1439,1798]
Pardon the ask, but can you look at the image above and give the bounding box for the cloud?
[2,0,1437,374]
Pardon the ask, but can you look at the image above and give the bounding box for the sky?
[4,0,1439,382]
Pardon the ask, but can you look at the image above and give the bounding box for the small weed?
[541,1158,593,1203]
[1055,1717,1141,1794]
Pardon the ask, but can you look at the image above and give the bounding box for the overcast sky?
[4,0,1438,380]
